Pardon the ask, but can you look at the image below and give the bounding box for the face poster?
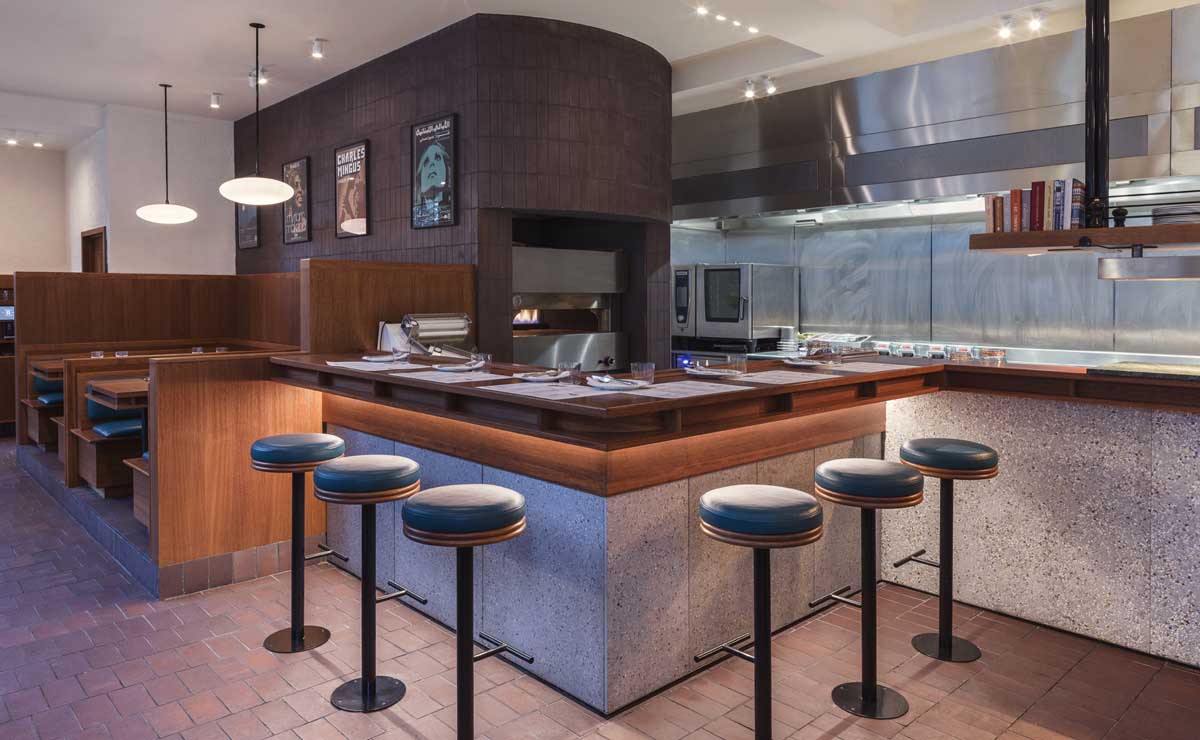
[411,115,455,228]
[281,157,310,244]
[235,203,258,249]
[335,140,368,238]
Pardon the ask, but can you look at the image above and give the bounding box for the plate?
[783,358,822,368]
[586,377,651,390]
[514,371,570,383]
[434,362,485,372]
[362,354,403,362]
[685,367,744,379]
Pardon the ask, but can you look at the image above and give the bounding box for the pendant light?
[136,84,198,224]
[219,22,294,206]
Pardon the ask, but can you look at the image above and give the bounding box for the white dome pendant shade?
[220,22,294,207]
[137,83,198,225]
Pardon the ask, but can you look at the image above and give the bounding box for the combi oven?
[673,263,799,341]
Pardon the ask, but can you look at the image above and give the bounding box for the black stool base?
[330,676,406,713]
[263,625,330,654]
[911,632,981,663]
[832,682,909,720]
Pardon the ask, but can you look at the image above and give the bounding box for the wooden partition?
[13,271,300,443]
[149,353,323,566]
[301,259,476,353]
[62,356,156,488]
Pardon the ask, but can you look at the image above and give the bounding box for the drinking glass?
[115,350,129,358]
[215,346,229,353]
[631,362,655,384]
[89,351,104,359]
[949,348,973,363]
[730,354,747,374]
[475,353,493,371]
[557,362,582,384]
[192,347,204,354]
[980,348,1006,366]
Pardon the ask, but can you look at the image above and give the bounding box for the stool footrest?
[892,548,938,569]
[307,545,349,563]
[376,580,428,606]
[474,632,534,664]
[693,632,755,664]
[809,585,862,610]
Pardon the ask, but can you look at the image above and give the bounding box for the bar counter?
[270,354,1200,713]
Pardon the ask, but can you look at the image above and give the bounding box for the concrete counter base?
[324,423,883,714]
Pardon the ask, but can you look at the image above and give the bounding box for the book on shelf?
[1070,178,1086,228]
[1021,189,1030,231]
[1030,181,1045,231]
[1052,179,1067,230]
[1009,188,1022,232]
[983,179,1086,234]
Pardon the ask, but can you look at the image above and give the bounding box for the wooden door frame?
[81,227,108,273]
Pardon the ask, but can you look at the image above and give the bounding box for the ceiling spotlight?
[743,80,756,99]
[748,26,759,33]
[997,17,1013,39]
[765,78,777,95]
[696,6,708,16]
[311,38,326,59]
[1028,11,1044,31]
[732,20,742,27]
[209,92,223,109]
[248,65,268,88]
[4,136,16,146]
[32,141,44,148]
[716,14,727,22]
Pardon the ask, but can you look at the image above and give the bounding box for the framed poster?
[281,156,310,244]
[411,114,455,228]
[335,140,369,238]
[235,203,259,249]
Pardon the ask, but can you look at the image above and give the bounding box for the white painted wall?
[65,127,108,271]
[102,105,234,274]
[0,146,71,272]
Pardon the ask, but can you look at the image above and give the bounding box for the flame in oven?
[513,309,540,325]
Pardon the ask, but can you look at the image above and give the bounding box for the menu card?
[738,370,833,385]
[392,370,509,384]
[827,361,916,373]
[327,360,426,372]
[624,380,750,399]
[484,383,619,400]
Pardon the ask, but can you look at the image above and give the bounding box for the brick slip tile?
[215,681,263,714]
[145,674,190,706]
[31,705,83,739]
[70,694,118,728]
[324,709,388,739]
[181,691,230,725]
[245,673,292,703]
[4,686,48,718]
[109,683,156,717]
[179,665,224,694]
[181,721,230,740]
[218,709,272,740]
[292,717,344,740]
[42,676,85,707]
[144,702,194,736]
[77,667,121,697]
[252,699,306,735]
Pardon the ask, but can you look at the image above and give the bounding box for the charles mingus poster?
[412,115,455,228]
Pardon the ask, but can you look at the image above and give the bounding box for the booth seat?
[124,450,151,527]
[73,378,146,498]
[23,377,66,450]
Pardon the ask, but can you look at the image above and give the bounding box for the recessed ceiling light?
[4,136,16,146]
[748,26,759,33]
[32,141,44,148]
[765,79,777,95]
[743,80,755,99]
[311,38,326,59]
[732,20,742,27]
[209,92,223,109]
[696,6,708,16]
[1028,11,1043,31]
[997,17,1013,39]
[716,14,726,22]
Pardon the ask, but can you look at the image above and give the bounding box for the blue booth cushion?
[402,485,526,535]
[313,454,420,493]
[250,433,345,466]
[900,438,998,472]
[699,485,822,537]
[142,451,150,460]
[815,458,924,500]
[33,377,62,394]
[36,392,64,406]
[91,418,143,439]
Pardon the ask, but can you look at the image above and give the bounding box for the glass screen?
[704,268,742,322]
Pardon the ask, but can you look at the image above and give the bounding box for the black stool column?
[263,471,333,653]
[752,549,771,740]
[331,504,407,712]
[456,547,474,738]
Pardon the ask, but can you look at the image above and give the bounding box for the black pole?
[861,507,877,705]
[938,479,954,658]
[251,22,264,177]
[290,472,305,647]
[752,548,771,740]
[362,504,377,703]
[457,547,473,739]
[1084,0,1110,226]
[160,84,170,204]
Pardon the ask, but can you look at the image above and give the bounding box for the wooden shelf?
[969,223,1200,254]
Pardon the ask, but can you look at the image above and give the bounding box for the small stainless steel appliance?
[511,246,628,371]
[672,265,696,337]
[694,263,799,340]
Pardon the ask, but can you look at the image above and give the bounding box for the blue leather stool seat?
[699,485,823,547]
[900,438,999,478]
[402,485,526,545]
[250,433,345,469]
[36,392,64,406]
[142,451,150,460]
[313,455,421,504]
[814,458,924,509]
[33,378,62,394]
[92,418,143,439]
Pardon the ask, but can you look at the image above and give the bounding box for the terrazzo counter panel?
[324,423,883,713]
[883,391,1200,668]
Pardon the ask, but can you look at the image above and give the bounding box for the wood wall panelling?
[150,354,324,565]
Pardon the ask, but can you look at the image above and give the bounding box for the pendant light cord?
[254,23,261,177]
[161,83,170,204]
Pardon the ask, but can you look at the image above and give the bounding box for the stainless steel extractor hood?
[1099,255,1200,280]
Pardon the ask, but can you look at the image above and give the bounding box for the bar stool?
[894,438,999,663]
[693,485,824,740]
[250,433,346,654]
[401,484,533,740]
[314,455,423,712]
[810,459,924,720]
